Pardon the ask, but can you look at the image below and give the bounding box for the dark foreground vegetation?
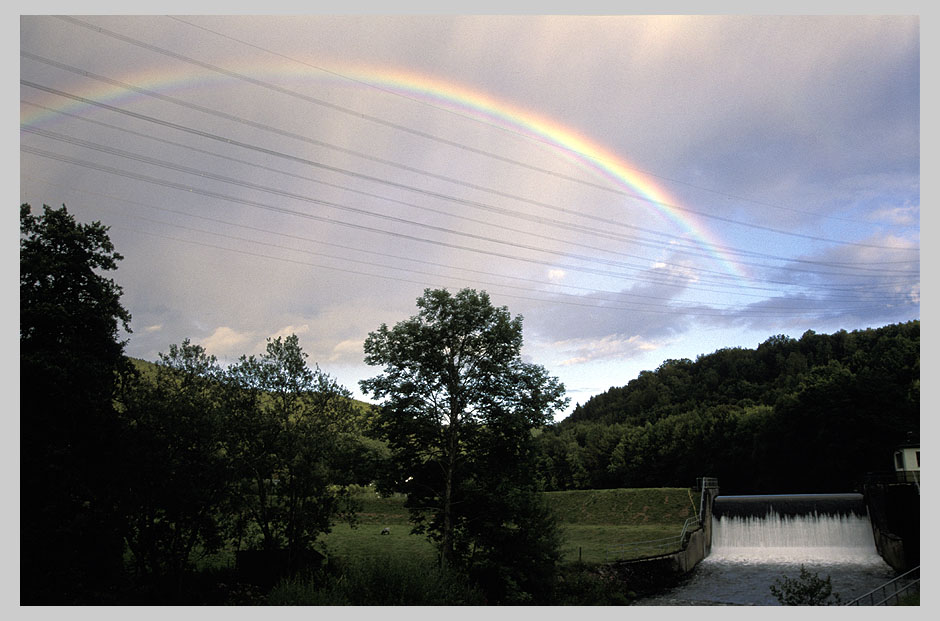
[20,204,918,604]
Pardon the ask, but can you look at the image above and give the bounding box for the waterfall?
[710,494,884,564]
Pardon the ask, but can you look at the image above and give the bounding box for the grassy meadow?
[317,486,698,565]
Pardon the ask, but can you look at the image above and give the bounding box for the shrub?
[267,554,484,605]
[770,565,843,605]
[552,563,634,605]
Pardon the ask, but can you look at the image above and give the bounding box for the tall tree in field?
[360,288,568,594]
[20,204,133,603]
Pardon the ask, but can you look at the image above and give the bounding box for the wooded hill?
[534,321,919,495]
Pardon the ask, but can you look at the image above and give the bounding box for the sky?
[17,8,922,420]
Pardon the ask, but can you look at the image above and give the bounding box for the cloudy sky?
[18,10,921,419]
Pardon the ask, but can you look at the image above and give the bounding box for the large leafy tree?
[360,288,568,591]
[20,204,133,602]
[225,334,359,566]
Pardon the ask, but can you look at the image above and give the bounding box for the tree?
[118,341,234,592]
[20,203,133,602]
[225,334,359,568]
[360,288,568,586]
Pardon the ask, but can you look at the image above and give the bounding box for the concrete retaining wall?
[864,481,919,572]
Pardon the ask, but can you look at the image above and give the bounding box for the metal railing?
[864,470,921,485]
[845,566,919,606]
[604,514,701,562]
[694,476,719,491]
[604,478,717,562]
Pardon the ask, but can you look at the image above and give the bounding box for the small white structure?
[893,443,920,486]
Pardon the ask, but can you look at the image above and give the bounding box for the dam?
[634,492,897,605]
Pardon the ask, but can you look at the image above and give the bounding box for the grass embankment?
[318,487,698,566]
[549,487,698,563]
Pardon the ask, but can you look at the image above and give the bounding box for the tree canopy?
[360,288,568,600]
[118,340,232,587]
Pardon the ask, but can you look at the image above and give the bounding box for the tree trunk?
[440,416,459,569]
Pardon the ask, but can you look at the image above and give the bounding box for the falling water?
[710,510,884,563]
[633,495,896,605]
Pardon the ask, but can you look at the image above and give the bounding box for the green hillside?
[546,487,695,525]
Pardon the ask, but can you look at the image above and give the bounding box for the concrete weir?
[612,483,917,601]
[712,493,867,519]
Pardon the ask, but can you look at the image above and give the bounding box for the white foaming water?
[710,510,885,564]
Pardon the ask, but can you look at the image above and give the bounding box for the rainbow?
[332,64,749,280]
[21,53,749,280]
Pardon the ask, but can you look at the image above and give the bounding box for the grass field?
[317,487,698,565]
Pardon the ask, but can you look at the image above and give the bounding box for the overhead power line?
[21,49,917,255]
[19,17,920,325]
[22,170,903,319]
[20,99,918,282]
[77,14,921,233]
[20,141,918,304]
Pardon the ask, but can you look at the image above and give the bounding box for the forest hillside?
[535,321,919,495]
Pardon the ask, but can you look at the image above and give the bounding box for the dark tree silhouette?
[20,204,133,603]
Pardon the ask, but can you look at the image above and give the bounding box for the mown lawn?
[316,487,700,565]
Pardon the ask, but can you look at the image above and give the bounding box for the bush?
[267,554,484,605]
[770,565,843,605]
[551,563,634,605]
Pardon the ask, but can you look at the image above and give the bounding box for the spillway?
[710,493,883,563]
[634,492,895,605]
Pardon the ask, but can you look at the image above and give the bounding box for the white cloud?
[198,326,254,359]
[869,203,920,227]
[272,324,312,339]
[554,334,663,367]
[328,338,365,363]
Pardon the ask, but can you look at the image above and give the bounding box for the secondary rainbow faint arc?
[21,60,749,280]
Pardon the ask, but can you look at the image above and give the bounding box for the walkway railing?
[694,477,719,491]
[864,470,921,485]
[845,566,919,606]
[604,477,717,562]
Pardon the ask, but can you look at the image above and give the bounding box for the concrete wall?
[870,524,908,572]
[894,447,920,473]
[864,481,919,572]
